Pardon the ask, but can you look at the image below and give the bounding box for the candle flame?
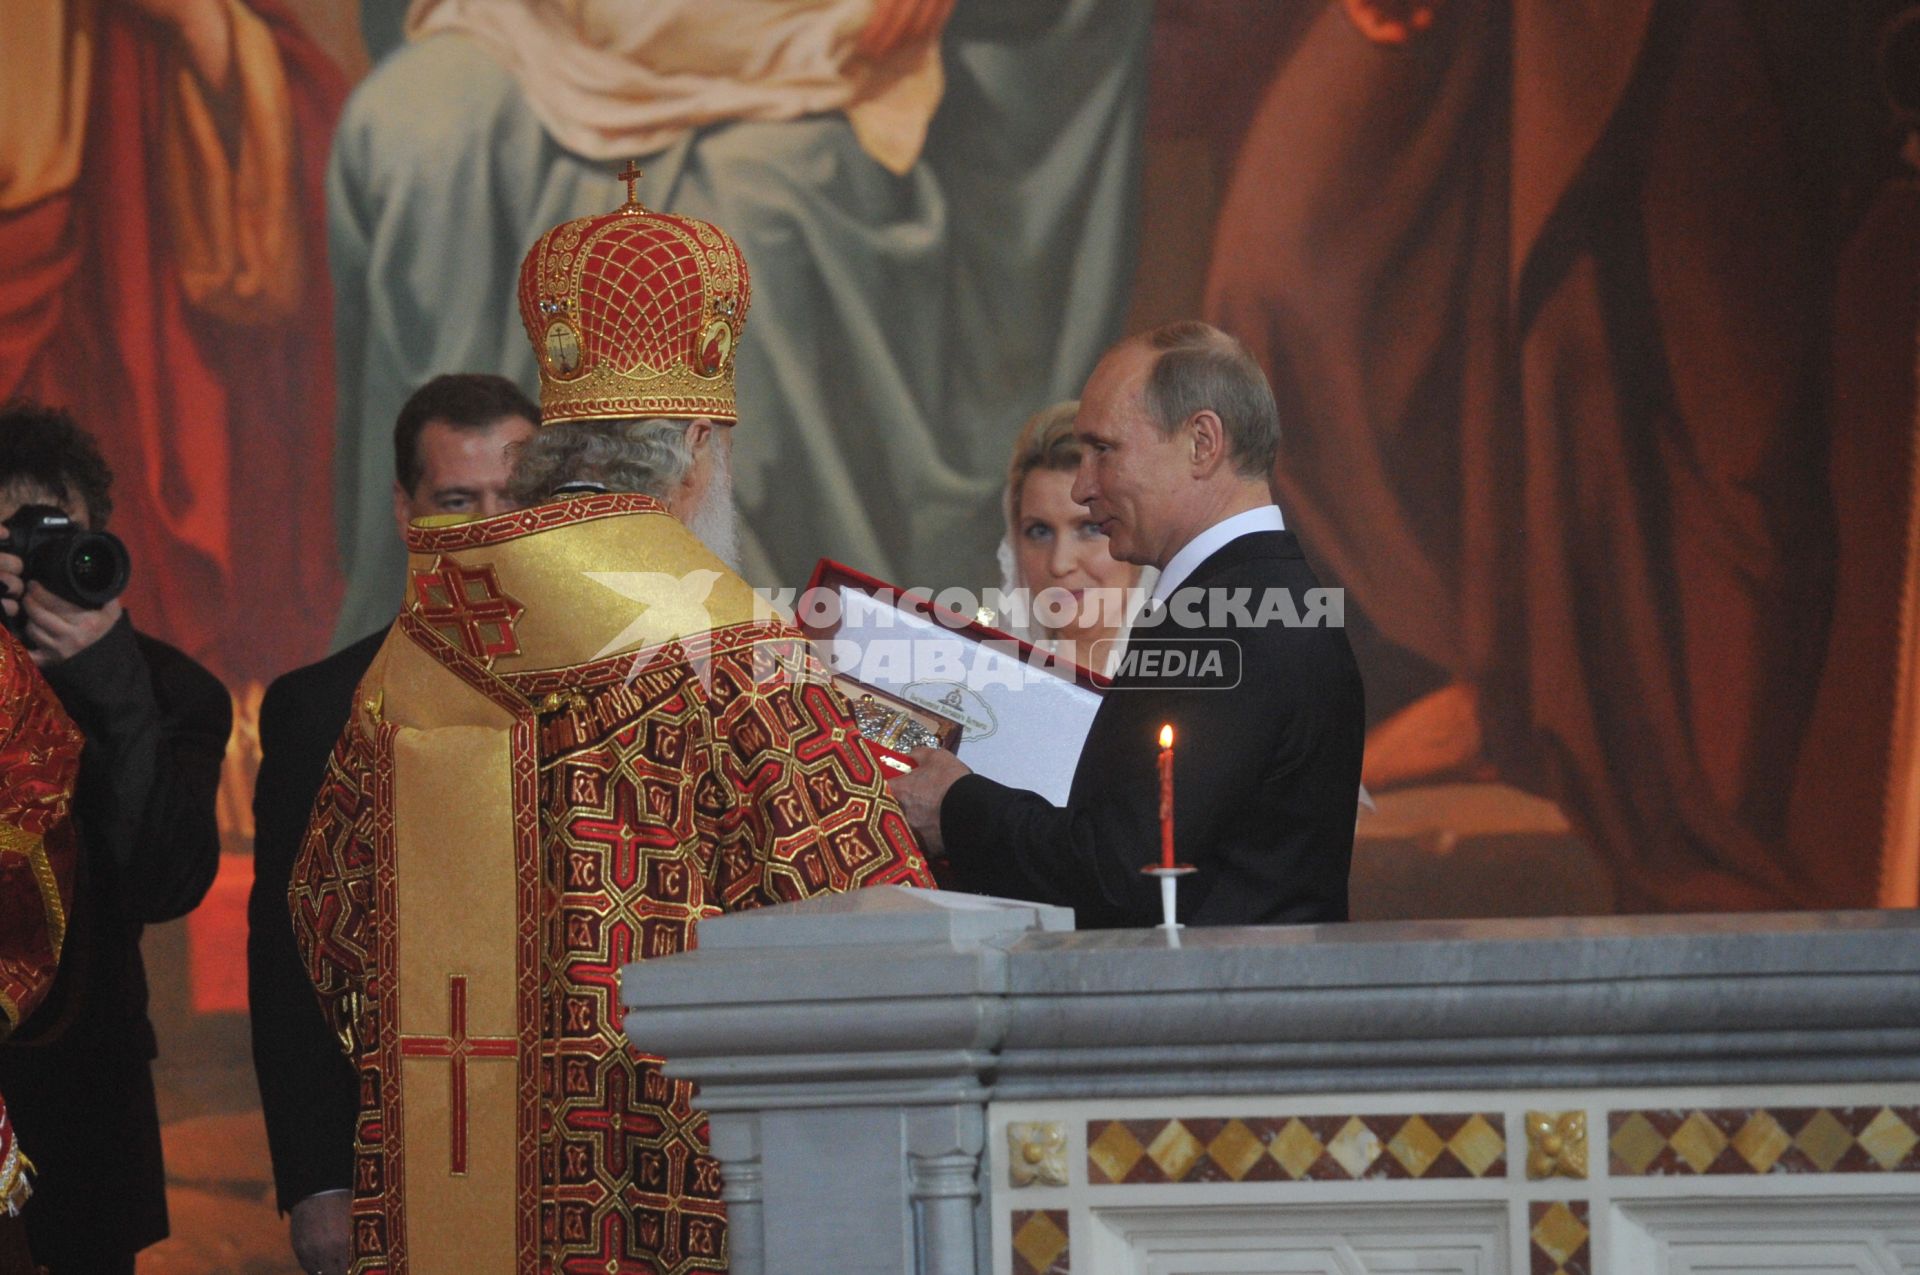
[1159,724,1173,748]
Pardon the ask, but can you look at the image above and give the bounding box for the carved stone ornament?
[1526,1110,1589,1180]
[1007,1121,1070,1188]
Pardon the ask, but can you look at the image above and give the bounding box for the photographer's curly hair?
[0,399,115,529]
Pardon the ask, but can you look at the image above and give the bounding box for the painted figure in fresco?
[1208,0,1884,911]
[292,185,932,1274]
[0,0,346,687]
[327,0,1152,644]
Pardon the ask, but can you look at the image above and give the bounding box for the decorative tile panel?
[1529,1201,1590,1275]
[1609,1106,1920,1175]
[1085,1114,1506,1184]
[1011,1209,1069,1275]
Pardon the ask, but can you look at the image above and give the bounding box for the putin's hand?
[886,746,971,858]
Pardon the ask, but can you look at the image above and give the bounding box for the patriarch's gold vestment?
[291,494,931,1274]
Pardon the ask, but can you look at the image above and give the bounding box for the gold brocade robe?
[289,494,931,1274]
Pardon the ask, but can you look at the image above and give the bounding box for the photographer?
[0,400,231,1275]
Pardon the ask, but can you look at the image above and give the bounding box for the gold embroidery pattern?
[292,517,930,1275]
[408,555,527,667]
[0,631,82,1035]
[403,493,664,556]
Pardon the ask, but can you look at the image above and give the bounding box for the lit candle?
[1158,723,1175,870]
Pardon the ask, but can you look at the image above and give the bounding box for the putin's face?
[1069,342,1190,569]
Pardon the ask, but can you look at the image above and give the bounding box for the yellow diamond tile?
[1208,1119,1266,1181]
[1270,1118,1325,1180]
[1146,1120,1204,1182]
[1087,1122,1144,1183]
[1530,1203,1589,1264]
[1794,1109,1854,1173]
[1857,1108,1919,1171]
[1670,1111,1729,1174]
[1012,1212,1068,1273]
[1326,1117,1384,1178]
[1387,1116,1446,1178]
[1731,1111,1791,1173]
[1449,1114,1506,1178]
[1610,1113,1666,1175]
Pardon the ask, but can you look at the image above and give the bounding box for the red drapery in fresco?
[0,1,345,689]
[1207,0,1905,912]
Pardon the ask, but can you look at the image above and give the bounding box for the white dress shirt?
[1150,504,1287,604]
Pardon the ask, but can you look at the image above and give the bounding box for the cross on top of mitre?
[619,160,644,209]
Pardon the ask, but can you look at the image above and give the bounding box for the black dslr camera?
[1,504,131,639]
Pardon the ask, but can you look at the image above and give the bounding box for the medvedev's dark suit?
[942,531,1364,927]
[247,628,384,1214]
[0,617,230,1272]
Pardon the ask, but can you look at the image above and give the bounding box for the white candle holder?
[1141,863,1196,934]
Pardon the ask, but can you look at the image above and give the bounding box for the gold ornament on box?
[833,677,964,754]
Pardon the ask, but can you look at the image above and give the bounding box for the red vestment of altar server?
[0,629,84,1217]
[290,495,932,1274]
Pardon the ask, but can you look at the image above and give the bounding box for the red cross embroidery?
[399,974,517,1175]
[410,556,526,665]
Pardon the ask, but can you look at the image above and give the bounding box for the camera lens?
[55,531,130,607]
[71,544,115,593]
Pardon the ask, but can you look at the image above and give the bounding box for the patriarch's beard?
[688,445,740,570]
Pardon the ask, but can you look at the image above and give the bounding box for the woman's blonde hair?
[1005,400,1081,532]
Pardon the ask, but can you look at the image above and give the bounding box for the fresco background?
[3,0,1917,1268]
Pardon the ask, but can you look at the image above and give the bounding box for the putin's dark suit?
[942,530,1364,927]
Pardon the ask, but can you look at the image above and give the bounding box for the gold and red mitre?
[516,163,751,427]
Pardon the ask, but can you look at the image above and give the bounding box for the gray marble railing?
[622,888,1920,1275]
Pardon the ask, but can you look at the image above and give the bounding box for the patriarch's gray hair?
[507,417,696,505]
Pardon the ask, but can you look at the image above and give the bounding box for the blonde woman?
[996,401,1155,673]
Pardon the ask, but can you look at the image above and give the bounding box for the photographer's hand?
[0,552,21,624]
[21,583,124,667]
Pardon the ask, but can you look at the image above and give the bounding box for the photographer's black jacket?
[0,616,230,1266]
[942,530,1365,927]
